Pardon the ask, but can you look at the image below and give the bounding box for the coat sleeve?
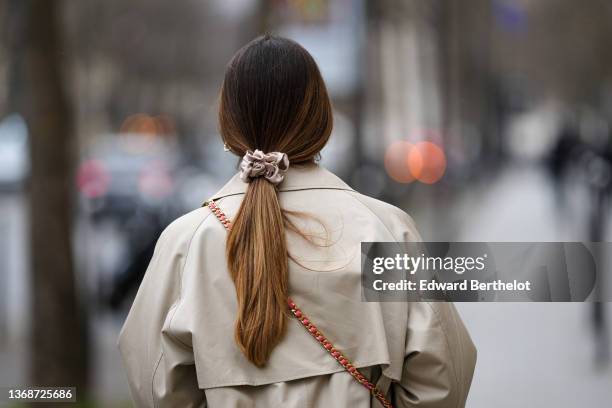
[118,213,208,408]
[393,302,477,408]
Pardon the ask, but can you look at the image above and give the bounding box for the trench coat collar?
[208,164,355,202]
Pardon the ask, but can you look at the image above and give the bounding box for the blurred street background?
[1,0,612,406]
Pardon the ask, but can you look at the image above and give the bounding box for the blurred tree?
[6,0,88,401]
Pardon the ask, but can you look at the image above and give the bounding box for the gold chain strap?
[204,200,394,408]
[287,299,394,408]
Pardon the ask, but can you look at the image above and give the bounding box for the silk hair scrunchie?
[239,149,290,185]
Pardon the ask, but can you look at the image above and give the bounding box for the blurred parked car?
[78,133,229,310]
[77,133,186,308]
[77,133,183,222]
[0,114,30,191]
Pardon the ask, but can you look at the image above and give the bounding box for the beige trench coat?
[118,164,476,408]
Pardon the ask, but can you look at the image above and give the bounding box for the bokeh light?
[119,113,176,137]
[384,140,415,183]
[385,140,447,184]
[76,159,110,198]
[408,141,447,184]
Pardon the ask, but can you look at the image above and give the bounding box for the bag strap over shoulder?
[204,200,394,408]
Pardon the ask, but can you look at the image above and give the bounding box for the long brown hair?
[219,35,333,367]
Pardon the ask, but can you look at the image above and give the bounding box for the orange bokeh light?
[408,141,446,184]
[384,141,416,184]
[120,113,176,137]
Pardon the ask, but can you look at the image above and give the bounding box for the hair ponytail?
[219,34,332,366]
[226,178,288,367]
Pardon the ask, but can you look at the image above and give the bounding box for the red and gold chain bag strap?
[204,200,393,408]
